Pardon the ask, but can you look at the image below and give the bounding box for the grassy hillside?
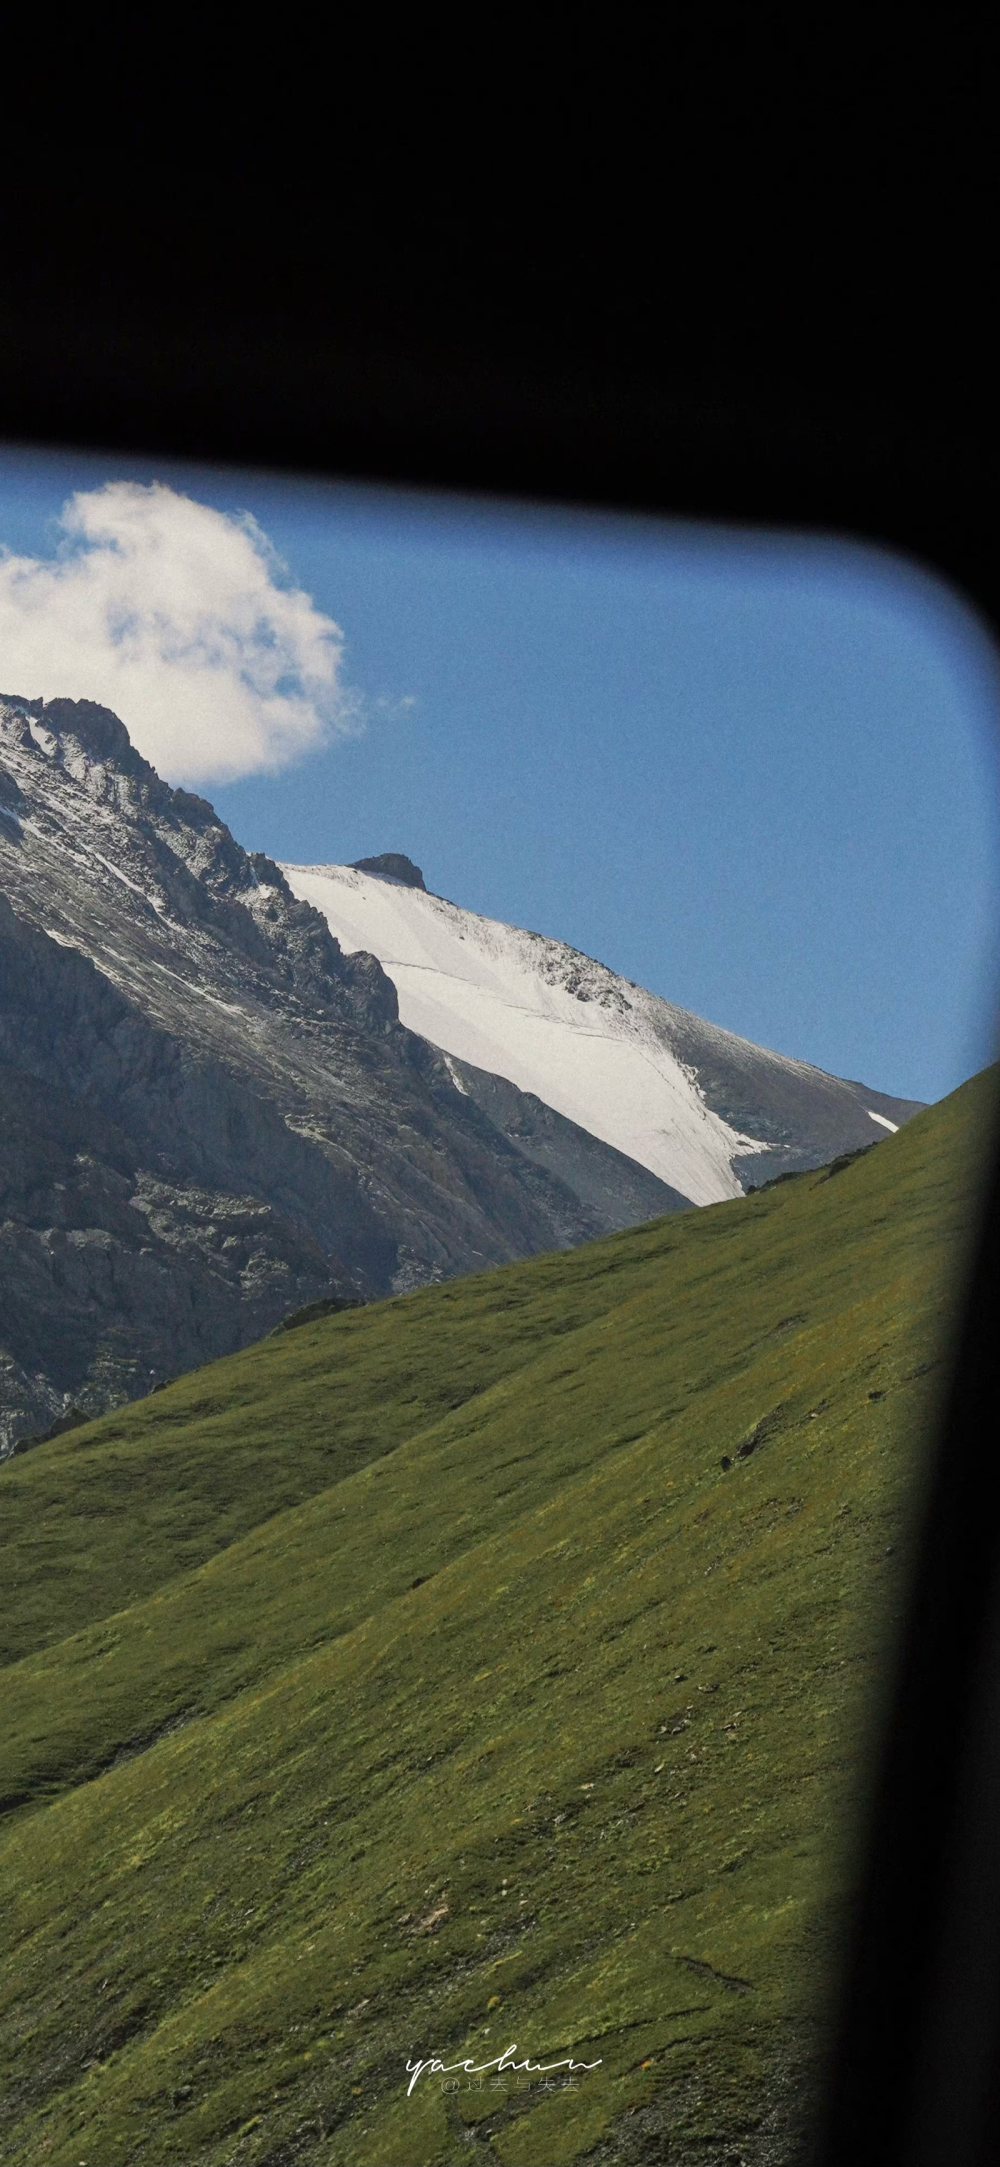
[0,1071,995,2166]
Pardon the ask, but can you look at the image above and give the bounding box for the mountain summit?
[351,852,426,890]
[284,861,923,1206]
[0,698,921,1449]
[0,699,687,1448]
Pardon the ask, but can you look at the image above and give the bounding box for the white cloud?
[0,482,353,783]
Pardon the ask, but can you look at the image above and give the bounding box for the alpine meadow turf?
[1,1071,995,2165]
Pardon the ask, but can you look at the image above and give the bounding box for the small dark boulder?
[270,1295,365,1337]
[352,853,426,891]
[12,1405,90,1454]
[735,1405,785,1460]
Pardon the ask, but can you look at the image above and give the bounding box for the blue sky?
[1,443,997,1105]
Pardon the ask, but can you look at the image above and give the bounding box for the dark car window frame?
[2,208,997,2165]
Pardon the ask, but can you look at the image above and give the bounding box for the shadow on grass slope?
[0,1070,995,2166]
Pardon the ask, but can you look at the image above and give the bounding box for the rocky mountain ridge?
[0,697,686,1450]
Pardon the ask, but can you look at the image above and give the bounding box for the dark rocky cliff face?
[0,697,685,1451]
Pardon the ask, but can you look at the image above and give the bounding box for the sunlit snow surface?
[282,865,771,1206]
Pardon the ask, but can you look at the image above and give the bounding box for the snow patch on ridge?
[282,863,770,1206]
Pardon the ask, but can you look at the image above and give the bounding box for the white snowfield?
[282,864,775,1207]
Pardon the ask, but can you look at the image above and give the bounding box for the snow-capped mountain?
[0,699,685,1450]
[284,856,924,1206]
[0,694,922,1452]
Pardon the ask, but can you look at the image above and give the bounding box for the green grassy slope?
[0,1072,994,2166]
[0,1261,636,1671]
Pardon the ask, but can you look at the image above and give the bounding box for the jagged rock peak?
[352,853,426,890]
[0,693,400,1025]
[2,694,152,779]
